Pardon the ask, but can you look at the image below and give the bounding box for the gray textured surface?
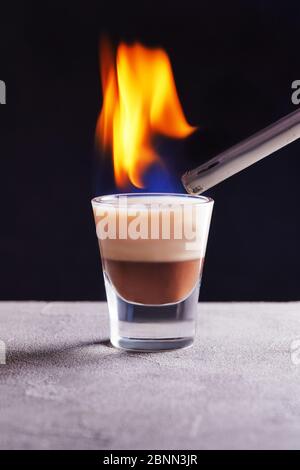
[1,302,300,450]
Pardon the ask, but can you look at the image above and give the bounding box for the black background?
[0,0,299,301]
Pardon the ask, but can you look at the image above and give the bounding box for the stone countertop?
[0,301,300,450]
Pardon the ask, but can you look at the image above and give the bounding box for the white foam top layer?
[92,195,214,262]
[95,194,210,206]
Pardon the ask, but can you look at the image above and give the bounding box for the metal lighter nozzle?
[182,108,300,194]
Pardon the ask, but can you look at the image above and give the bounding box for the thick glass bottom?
[104,273,200,352]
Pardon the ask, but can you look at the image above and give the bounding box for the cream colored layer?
[92,195,213,262]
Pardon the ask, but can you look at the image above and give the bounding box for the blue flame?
[134,163,182,193]
[93,139,187,196]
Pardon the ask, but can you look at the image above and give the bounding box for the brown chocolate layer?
[103,258,203,304]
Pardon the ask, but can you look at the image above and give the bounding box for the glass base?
[112,337,194,352]
[104,274,200,352]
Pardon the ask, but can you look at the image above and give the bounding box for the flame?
[96,39,195,189]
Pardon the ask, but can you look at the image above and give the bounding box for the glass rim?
[91,192,214,207]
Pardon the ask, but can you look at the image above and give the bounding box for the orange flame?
[96,39,195,189]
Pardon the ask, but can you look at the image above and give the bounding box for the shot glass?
[92,193,213,351]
